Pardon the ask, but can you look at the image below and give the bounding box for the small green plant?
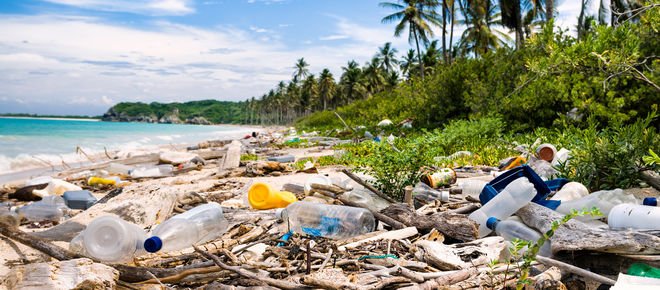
[508,207,602,289]
[240,153,259,161]
[643,149,660,166]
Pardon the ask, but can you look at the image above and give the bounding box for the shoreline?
[0,116,100,121]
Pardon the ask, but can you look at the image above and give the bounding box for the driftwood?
[401,267,479,290]
[221,140,242,170]
[339,227,418,251]
[2,258,119,289]
[536,255,616,286]
[282,183,305,195]
[9,183,48,201]
[411,237,506,270]
[380,203,478,241]
[194,246,306,290]
[641,170,660,191]
[342,168,397,203]
[517,203,660,254]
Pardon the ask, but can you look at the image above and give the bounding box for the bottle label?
[301,216,339,237]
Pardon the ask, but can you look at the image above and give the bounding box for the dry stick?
[407,267,479,290]
[310,183,346,195]
[306,240,312,275]
[318,248,333,271]
[342,168,397,203]
[137,266,226,285]
[536,255,616,286]
[314,189,406,229]
[76,146,95,163]
[104,147,114,159]
[449,203,480,214]
[193,245,306,290]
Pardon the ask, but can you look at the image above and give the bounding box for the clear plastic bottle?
[468,178,537,238]
[276,201,375,239]
[608,204,660,230]
[130,164,174,178]
[17,196,70,222]
[550,182,589,202]
[487,217,552,257]
[458,179,489,200]
[105,163,133,176]
[341,187,391,212]
[554,189,638,220]
[144,202,228,253]
[412,182,449,208]
[0,202,20,227]
[70,216,147,262]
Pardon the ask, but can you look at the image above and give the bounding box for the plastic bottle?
[248,183,297,210]
[412,182,449,208]
[87,176,117,186]
[17,196,70,222]
[276,201,375,239]
[144,202,228,253]
[550,182,589,202]
[0,203,20,227]
[341,187,391,212]
[555,189,638,220]
[32,179,83,198]
[486,217,552,257]
[608,204,660,230]
[552,148,571,166]
[130,164,174,178]
[627,263,660,279]
[643,197,659,206]
[468,178,537,238]
[69,216,147,262]
[266,155,295,163]
[105,163,133,176]
[458,179,489,200]
[536,144,557,162]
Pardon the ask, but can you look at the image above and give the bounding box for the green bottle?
[627,263,660,279]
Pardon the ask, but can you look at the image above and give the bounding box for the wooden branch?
[536,256,616,286]
[342,168,396,203]
[449,203,480,214]
[640,170,660,192]
[318,248,333,271]
[403,267,478,290]
[310,183,346,194]
[194,245,306,290]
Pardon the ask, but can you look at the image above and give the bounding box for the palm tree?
[293,57,310,81]
[363,57,386,97]
[380,0,441,80]
[340,60,366,103]
[376,42,399,73]
[400,49,417,80]
[458,0,510,57]
[301,74,317,114]
[318,69,336,110]
[499,0,524,49]
[422,40,442,74]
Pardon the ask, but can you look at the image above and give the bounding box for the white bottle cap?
[441,191,450,202]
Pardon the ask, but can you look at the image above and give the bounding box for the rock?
[160,151,200,165]
[410,237,506,270]
[186,116,213,125]
[516,202,660,254]
[2,258,118,289]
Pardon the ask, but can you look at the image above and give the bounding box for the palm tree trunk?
[442,0,448,64]
[413,27,425,81]
[545,0,554,22]
[578,0,586,40]
[449,0,455,64]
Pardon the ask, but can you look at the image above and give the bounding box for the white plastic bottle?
[144,202,228,253]
[17,196,70,222]
[487,217,552,257]
[32,179,82,198]
[608,204,660,230]
[468,178,537,238]
[70,216,147,262]
[550,182,589,202]
[554,189,638,220]
[276,201,375,239]
[130,164,174,179]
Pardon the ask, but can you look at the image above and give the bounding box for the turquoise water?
[0,117,255,174]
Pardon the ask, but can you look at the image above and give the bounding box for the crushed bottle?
[70,216,147,262]
[276,201,375,239]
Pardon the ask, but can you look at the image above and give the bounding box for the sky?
[0,0,600,116]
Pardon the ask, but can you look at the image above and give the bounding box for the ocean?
[0,117,258,177]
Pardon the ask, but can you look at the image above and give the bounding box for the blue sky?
[0,0,595,116]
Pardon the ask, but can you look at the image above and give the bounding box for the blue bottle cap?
[486,217,500,230]
[144,236,162,253]
[643,197,657,206]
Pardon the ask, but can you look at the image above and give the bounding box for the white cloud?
[319,35,349,41]
[0,14,401,110]
[43,0,195,16]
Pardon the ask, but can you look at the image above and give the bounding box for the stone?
[2,258,118,289]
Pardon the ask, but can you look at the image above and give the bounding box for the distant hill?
[102,100,247,125]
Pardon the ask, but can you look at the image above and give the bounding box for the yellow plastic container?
[87,176,116,186]
[502,157,527,171]
[248,183,297,210]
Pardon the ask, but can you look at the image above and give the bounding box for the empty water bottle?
[341,187,391,212]
[70,216,147,262]
[412,182,449,208]
[554,189,638,220]
[144,202,228,253]
[457,179,489,200]
[487,217,551,257]
[130,164,174,178]
[468,178,537,238]
[550,182,589,202]
[17,196,70,222]
[608,204,660,230]
[105,163,133,176]
[276,201,375,239]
